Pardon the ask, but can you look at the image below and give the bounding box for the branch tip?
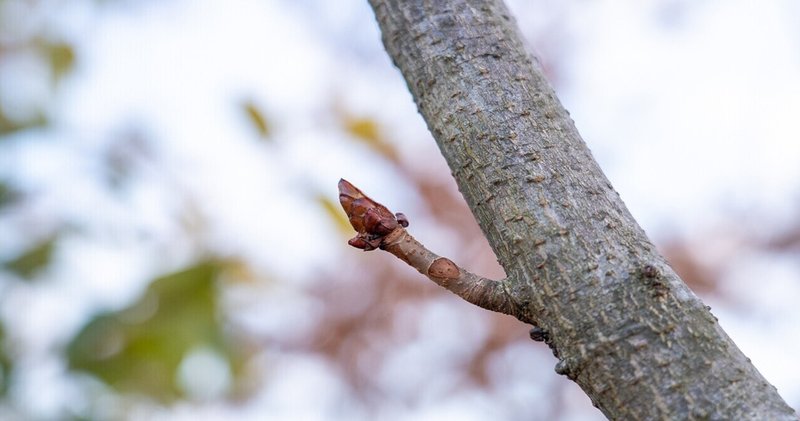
[338,178,401,250]
[338,179,520,319]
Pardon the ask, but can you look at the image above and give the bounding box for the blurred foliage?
[102,129,152,189]
[67,261,245,403]
[0,14,74,135]
[0,324,10,397]
[315,193,351,235]
[3,237,57,281]
[241,100,271,140]
[0,181,21,209]
[341,116,397,161]
[38,40,75,86]
[0,110,47,136]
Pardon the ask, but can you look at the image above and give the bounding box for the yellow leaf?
[241,100,271,139]
[342,116,398,162]
[46,42,75,84]
[316,194,352,235]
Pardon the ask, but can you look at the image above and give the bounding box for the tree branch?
[339,178,522,319]
[361,0,797,419]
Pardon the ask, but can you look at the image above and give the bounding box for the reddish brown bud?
[338,179,398,234]
[348,237,369,250]
[339,179,407,251]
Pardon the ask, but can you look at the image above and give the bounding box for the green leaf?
[0,108,47,136]
[4,237,56,280]
[0,181,21,209]
[67,261,242,403]
[0,324,11,397]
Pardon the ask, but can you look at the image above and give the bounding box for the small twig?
[338,179,519,317]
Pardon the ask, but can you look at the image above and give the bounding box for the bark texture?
[367,0,797,419]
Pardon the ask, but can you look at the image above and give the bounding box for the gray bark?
[367,0,797,419]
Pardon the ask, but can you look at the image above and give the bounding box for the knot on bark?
[641,264,659,278]
[529,326,549,342]
[428,257,460,283]
[640,263,669,299]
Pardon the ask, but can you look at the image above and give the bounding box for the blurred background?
[1,0,799,419]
